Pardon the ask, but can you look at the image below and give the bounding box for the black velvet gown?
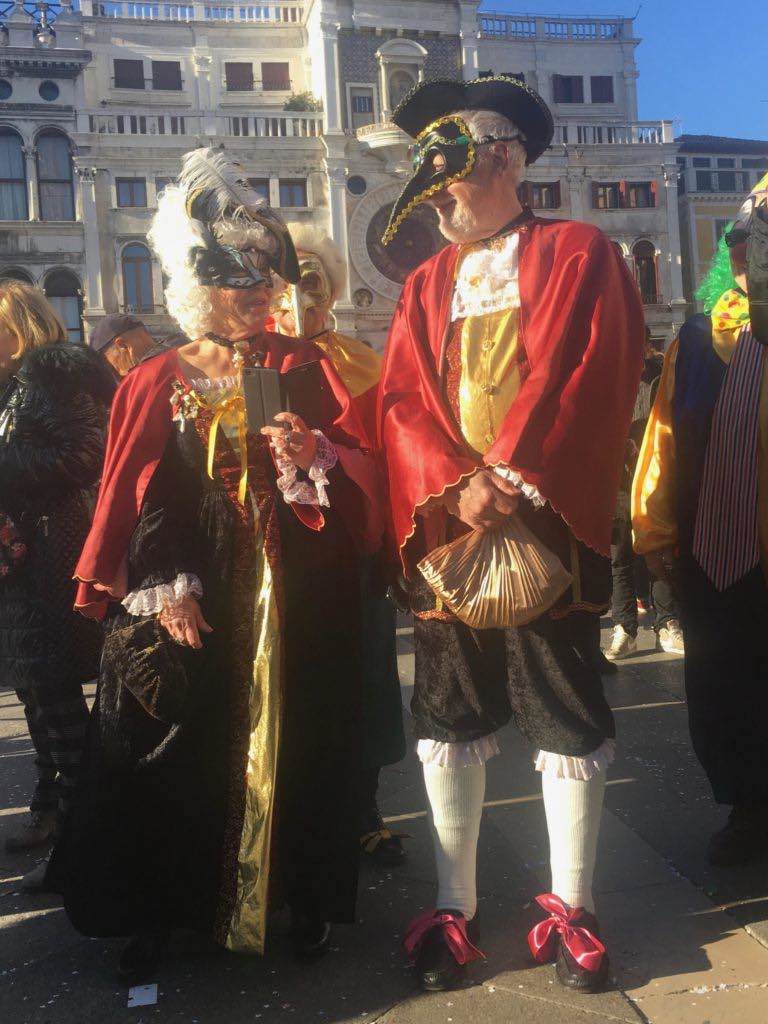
[61,387,363,952]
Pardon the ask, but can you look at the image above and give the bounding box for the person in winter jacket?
[0,280,115,880]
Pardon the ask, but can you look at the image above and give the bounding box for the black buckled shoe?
[528,894,608,995]
[554,910,610,994]
[117,932,168,986]
[360,808,409,866]
[290,911,331,962]
[406,909,483,992]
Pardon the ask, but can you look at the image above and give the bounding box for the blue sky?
[482,0,766,140]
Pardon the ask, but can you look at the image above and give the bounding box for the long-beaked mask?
[382,115,477,246]
[271,254,333,338]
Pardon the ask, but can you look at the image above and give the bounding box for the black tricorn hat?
[393,75,554,165]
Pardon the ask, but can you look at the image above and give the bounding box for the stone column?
[459,0,481,79]
[320,21,343,132]
[194,54,216,137]
[76,166,105,318]
[664,166,687,332]
[378,56,390,121]
[566,169,585,220]
[325,163,352,305]
[23,146,39,222]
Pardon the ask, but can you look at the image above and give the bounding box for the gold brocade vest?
[445,307,522,455]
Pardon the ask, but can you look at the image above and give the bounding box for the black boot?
[290,911,331,962]
[118,932,168,986]
[708,805,768,867]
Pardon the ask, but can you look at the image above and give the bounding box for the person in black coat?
[0,281,115,872]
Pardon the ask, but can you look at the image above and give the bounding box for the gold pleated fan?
[418,516,572,630]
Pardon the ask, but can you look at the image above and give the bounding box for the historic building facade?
[676,134,768,312]
[0,1,686,346]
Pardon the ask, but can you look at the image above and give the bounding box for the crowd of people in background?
[1,72,767,999]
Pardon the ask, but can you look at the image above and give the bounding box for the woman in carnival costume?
[59,148,382,982]
[272,229,407,865]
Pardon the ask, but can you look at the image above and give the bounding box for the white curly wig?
[148,184,217,339]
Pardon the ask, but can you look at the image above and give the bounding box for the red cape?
[377,217,644,574]
[75,335,382,619]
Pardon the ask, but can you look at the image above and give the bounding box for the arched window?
[36,130,75,221]
[388,69,417,110]
[0,128,28,221]
[121,242,154,313]
[0,267,34,283]
[44,269,83,344]
[633,240,658,304]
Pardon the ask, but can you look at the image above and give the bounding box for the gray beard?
[436,202,479,243]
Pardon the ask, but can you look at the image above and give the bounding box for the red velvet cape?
[75,334,382,619]
[377,217,645,574]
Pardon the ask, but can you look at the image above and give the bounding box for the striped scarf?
[693,326,763,590]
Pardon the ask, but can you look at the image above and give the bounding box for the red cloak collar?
[377,217,645,573]
[75,334,382,619]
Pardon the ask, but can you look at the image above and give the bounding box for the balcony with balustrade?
[477,12,634,42]
[72,0,304,23]
[553,121,675,147]
[74,107,324,143]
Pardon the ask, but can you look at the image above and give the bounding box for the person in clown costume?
[271,229,408,866]
[633,172,768,868]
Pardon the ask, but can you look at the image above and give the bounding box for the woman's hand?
[158,595,213,650]
[261,413,317,472]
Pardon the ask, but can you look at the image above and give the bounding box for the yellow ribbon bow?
[207,392,249,505]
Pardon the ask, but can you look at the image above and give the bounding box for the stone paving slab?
[5,622,768,1024]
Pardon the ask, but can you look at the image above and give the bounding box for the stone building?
[0,1,686,347]
[676,134,768,312]
[0,0,90,340]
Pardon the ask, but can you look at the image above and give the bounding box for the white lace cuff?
[534,738,616,781]
[122,572,203,617]
[493,465,546,508]
[274,430,338,508]
[417,734,501,768]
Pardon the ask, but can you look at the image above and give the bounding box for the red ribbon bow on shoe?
[527,894,606,974]
[403,910,485,966]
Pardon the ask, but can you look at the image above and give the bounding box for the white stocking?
[422,762,486,920]
[541,768,606,914]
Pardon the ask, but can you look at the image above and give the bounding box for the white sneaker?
[604,624,637,661]
[658,620,685,655]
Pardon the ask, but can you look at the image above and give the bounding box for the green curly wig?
[696,228,737,312]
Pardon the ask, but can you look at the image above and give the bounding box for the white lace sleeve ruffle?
[417,734,501,769]
[274,430,338,508]
[493,465,546,508]
[534,738,616,781]
[122,572,203,617]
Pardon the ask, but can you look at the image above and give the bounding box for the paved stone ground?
[2,615,768,1024]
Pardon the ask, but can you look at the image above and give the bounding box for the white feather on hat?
[290,226,348,304]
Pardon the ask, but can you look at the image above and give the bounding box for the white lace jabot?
[451,232,521,321]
